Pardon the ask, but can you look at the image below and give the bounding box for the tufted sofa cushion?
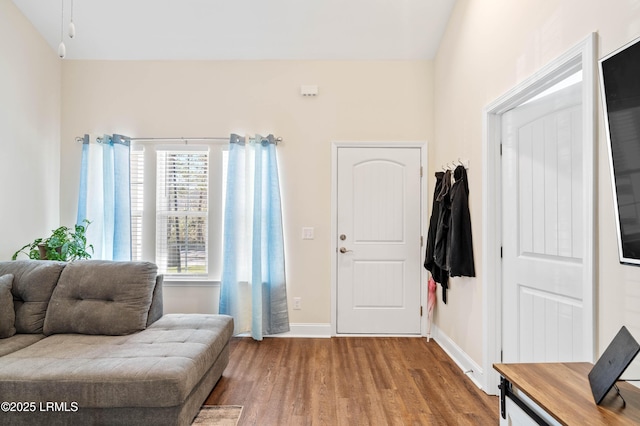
[0,274,16,338]
[0,314,234,408]
[0,334,46,357]
[0,261,66,334]
[43,260,157,336]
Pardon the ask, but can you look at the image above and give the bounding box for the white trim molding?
[432,325,485,390]
[482,33,597,395]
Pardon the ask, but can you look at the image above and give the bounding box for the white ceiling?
[11,0,456,60]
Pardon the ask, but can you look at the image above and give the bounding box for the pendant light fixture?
[68,0,75,38]
[57,0,66,58]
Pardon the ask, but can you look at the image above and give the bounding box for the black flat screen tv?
[600,36,640,266]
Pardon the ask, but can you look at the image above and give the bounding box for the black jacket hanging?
[434,169,451,272]
[424,172,449,302]
[448,165,475,277]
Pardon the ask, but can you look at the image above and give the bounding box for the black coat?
[434,169,452,272]
[424,172,443,272]
[448,166,475,277]
[424,171,450,303]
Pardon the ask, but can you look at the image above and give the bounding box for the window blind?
[156,149,209,275]
[130,147,144,262]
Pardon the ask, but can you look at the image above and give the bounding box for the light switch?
[302,227,314,240]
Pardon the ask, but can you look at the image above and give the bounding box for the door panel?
[353,160,405,242]
[502,83,587,362]
[337,147,421,334]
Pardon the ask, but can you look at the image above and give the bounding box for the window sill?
[162,279,221,287]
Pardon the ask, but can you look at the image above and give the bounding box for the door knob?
[339,247,353,254]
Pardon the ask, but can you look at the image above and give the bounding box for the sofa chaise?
[0,260,234,426]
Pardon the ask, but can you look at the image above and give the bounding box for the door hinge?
[500,143,503,156]
[420,236,424,247]
[420,166,423,178]
[420,306,423,317]
[500,246,503,258]
[500,350,503,363]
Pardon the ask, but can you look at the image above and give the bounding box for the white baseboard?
[270,323,332,338]
[431,324,485,391]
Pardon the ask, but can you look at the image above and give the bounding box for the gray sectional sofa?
[0,260,234,426]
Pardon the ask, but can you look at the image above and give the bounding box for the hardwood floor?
[205,337,498,425]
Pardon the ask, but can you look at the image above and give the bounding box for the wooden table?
[494,362,640,425]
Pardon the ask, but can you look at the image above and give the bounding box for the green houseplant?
[12,220,94,261]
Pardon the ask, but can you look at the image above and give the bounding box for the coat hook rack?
[441,158,470,171]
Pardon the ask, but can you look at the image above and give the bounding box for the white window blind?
[130,147,144,262]
[156,149,209,276]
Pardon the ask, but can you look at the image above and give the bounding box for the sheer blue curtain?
[77,134,131,261]
[219,134,289,340]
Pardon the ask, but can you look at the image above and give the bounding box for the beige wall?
[60,60,433,322]
[433,0,640,367]
[0,0,61,261]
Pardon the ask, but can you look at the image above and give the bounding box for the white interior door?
[502,82,591,362]
[336,147,422,334]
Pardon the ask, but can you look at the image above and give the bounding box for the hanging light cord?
[60,0,64,42]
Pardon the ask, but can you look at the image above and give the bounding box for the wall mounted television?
[600,35,640,266]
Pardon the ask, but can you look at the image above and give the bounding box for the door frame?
[331,141,428,336]
[482,33,597,394]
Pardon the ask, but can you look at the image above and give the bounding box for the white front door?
[502,82,591,362]
[336,147,422,334]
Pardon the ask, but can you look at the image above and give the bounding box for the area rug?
[192,405,243,425]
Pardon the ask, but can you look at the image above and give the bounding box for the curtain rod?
[74,136,283,144]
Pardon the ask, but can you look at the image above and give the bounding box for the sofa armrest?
[146,274,164,326]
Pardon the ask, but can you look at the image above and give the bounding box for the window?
[130,142,226,280]
[156,150,208,275]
